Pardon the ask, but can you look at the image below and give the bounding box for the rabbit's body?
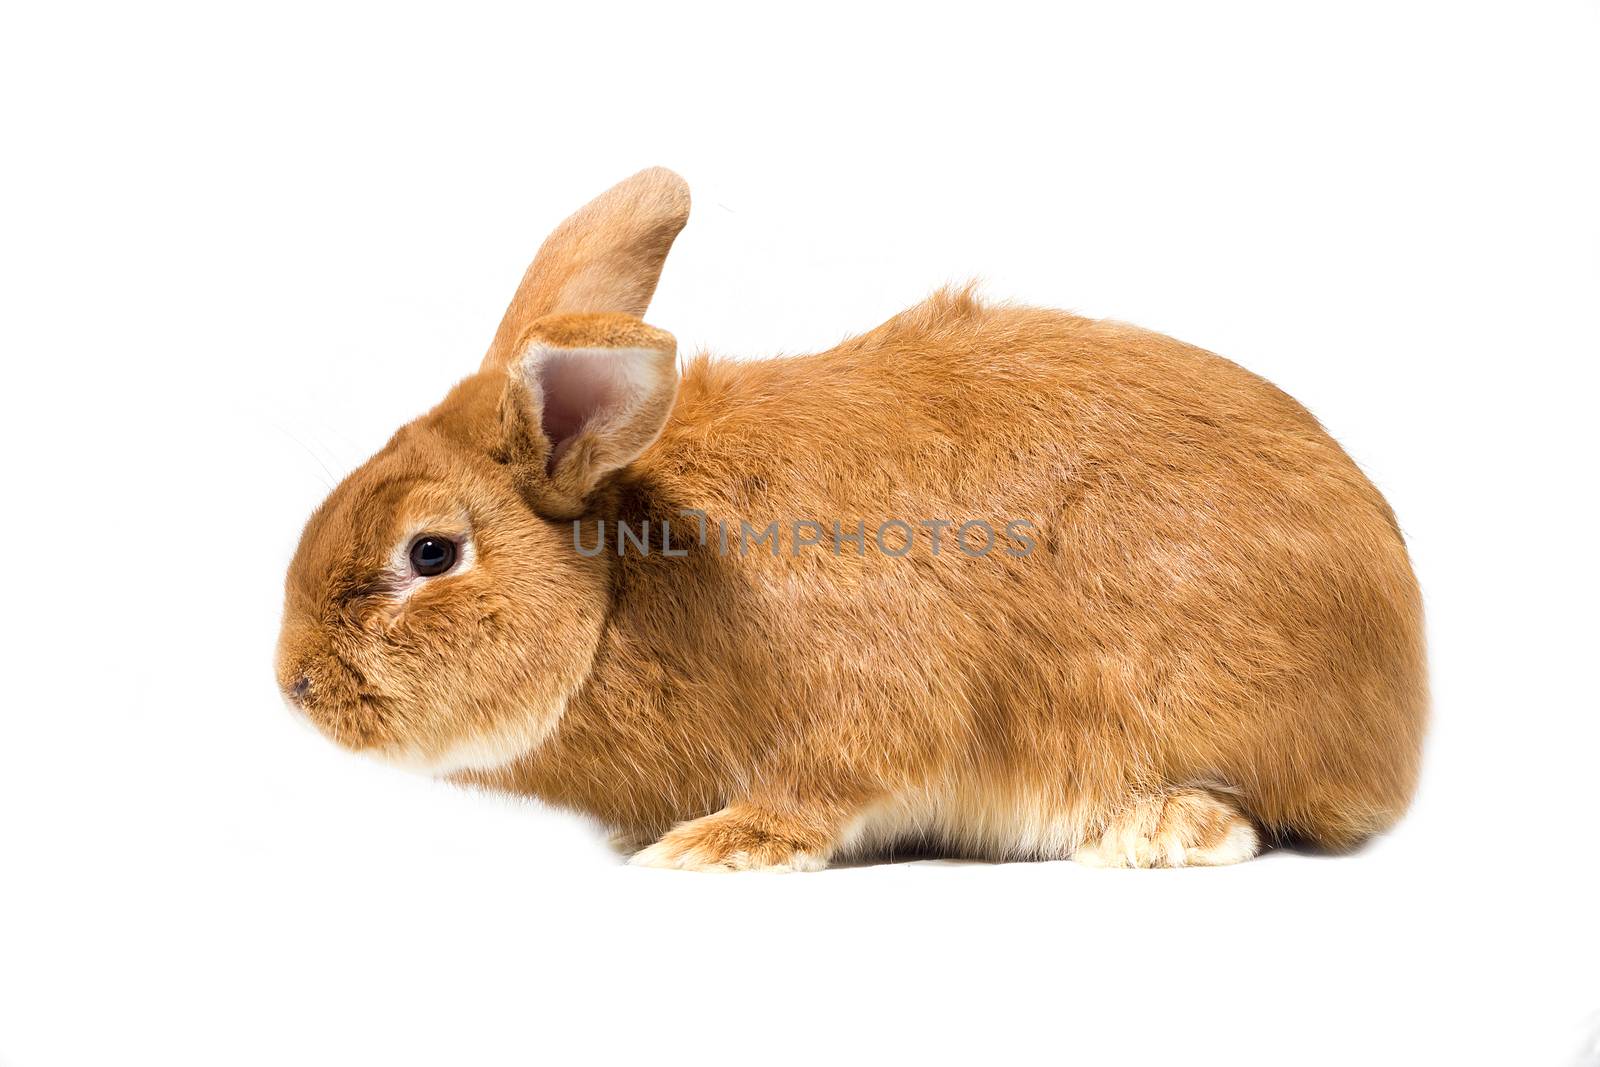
[279,169,1426,871]
[473,287,1425,866]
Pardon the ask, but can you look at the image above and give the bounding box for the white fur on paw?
[1069,841,1117,868]
[627,839,826,873]
[1182,819,1259,867]
[1072,814,1259,869]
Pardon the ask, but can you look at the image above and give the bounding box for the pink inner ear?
[538,354,624,474]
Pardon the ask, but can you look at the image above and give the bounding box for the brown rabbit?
[276,167,1426,871]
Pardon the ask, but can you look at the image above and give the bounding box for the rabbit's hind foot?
[1071,787,1259,868]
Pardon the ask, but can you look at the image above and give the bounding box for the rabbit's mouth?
[277,649,399,753]
[295,691,393,756]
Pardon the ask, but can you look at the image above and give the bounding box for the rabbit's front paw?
[628,805,831,872]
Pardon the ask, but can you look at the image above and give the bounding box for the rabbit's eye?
[408,536,457,577]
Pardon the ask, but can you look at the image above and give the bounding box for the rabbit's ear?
[482,167,690,373]
[499,312,677,517]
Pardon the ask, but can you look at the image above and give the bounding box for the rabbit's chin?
[367,697,568,778]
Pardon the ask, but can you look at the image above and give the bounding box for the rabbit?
[276,167,1426,871]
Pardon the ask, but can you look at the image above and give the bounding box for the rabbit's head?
[275,168,688,773]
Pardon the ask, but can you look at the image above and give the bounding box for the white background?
[2,3,1596,1064]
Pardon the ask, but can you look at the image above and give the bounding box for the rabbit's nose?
[288,675,312,702]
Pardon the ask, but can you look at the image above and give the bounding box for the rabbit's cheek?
[375,695,568,778]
